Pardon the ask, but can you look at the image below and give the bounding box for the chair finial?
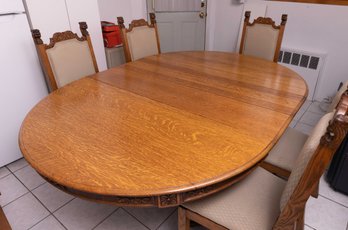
[79,22,89,37]
[150,13,156,25]
[117,17,125,28]
[31,29,43,45]
[281,14,288,26]
[244,11,251,23]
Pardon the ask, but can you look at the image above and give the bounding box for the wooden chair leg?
[311,181,319,198]
[178,207,190,230]
[260,162,291,179]
[0,206,11,230]
[295,210,305,230]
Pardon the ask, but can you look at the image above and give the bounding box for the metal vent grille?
[278,50,320,70]
[309,57,320,70]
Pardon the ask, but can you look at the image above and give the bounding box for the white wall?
[65,0,107,71]
[206,0,348,101]
[98,0,147,26]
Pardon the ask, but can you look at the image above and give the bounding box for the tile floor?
[1,101,348,230]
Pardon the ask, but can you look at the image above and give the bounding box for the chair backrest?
[117,13,161,63]
[274,91,348,228]
[31,22,99,91]
[328,80,348,112]
[239,11,287,62]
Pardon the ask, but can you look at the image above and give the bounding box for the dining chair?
[31,22,99,91]
[239,11,287,62]
[262,82,348,181]
[179,92,348,230]
[117,13,161,62]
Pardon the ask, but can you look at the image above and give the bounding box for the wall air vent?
[278,48,327,101]
[278,50,321,70]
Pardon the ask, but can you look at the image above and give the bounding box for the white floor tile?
[158,210,178,230]
[32,182,74,212]
[293,100,312,121]
[308,101,326,115]
[54,198,116,230]
[0,167,11,179]
[95,208,147,230]
[14,165,45,190]
[124,206,175,229]
[294,122,314,135]
[319,176,348,208]
[6,158,28,172]
[305,195,348,230]
[3,193,49,230]
[300,111,324,126]
[289,120,298,128]
[0,174,28,206]
[31,215,65,230]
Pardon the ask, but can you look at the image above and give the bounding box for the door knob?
[199,12,205,19]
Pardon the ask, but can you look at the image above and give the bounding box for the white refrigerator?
[0,0,48,166]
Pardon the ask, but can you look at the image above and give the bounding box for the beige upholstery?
[242,24,280,61]
[328,81,348,112]
[280,112,334,210]
[184,167,286,230]
[265,127,308,171]
[46,39,96,88]
[126,26,159,61]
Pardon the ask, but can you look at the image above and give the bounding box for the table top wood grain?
[19,52,308,207]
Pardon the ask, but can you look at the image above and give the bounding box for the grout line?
[12,168,45,193]
[6,159,29,173]
[30,187,69,229]
[0,168,11,180]
[318,194,348,209]
[296,101,312,122]
[122,207,151,230]
[2,190,30,208]
[9,170,70,229]
[51,197,76,214]
[305,224,316,230]
[155,208,177,230]
[91,207,119,230]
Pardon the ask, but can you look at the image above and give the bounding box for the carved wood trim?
[39,165,255,208]
[44,31,86,49]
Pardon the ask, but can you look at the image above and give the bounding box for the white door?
[147,0,207,52]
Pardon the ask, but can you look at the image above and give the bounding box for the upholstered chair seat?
[262,127,308,178]
[183,167,286,230]
[179,108,344,230]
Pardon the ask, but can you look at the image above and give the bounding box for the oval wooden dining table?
[19,51,308,208]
